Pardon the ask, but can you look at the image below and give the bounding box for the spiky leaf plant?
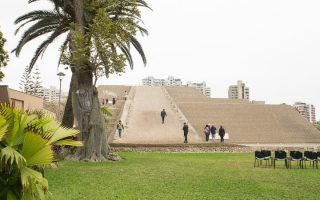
[0,104,82,199]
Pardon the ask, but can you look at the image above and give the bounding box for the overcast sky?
[0,0,319,120]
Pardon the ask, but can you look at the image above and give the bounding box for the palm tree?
[14,0,149,128]
[15,0,150,161]
[14,0,73,69]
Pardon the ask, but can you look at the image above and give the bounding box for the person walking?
[219,125,225,143]
[182,122,189,143]
[124,90,128,101]
[210,125,216,140]
[204,124,210,142]
[117,120,124,138]
[160,109,167,124]
[112,97,116,105]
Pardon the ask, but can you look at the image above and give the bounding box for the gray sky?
[1,0,319,120]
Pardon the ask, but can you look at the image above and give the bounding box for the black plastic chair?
[254,151,263,167]
[254,150,271,167]
[303,151,318,169]
[274,150,288,168]
[288,151,303,169]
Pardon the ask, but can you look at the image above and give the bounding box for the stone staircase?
[166,86,320,144]
[97,85,132,142]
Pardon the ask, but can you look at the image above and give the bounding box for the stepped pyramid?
[166,86,320,143]
[98,85,320,144]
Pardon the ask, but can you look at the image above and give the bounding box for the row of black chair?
[254,150,320,169]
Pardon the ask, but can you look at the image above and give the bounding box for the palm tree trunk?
[61,71,75,128]
[71,0,110,161]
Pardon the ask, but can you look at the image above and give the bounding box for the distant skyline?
[0,0,319,120]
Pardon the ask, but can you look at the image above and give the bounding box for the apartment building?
[228,80,249,100]
[42,86,59,102]
[293,102,316,124]
[142,76,182,86]
[186,81,211,97]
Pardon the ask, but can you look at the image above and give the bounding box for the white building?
[142,76,210,97]
[186,81,211,97]
[41,86,67,103]
[166,76,182,86]
[142,76,182,86]
[228,80,249,100]
[294,102,316,124]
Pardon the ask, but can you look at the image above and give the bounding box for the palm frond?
[20,166,47,189]
[0,115,8,140]
[27,116,58,140]
[1,106,32,147]
[47,127,79,145]
[0,146,26,169]
[14,24,59,56]
[128,35,147,66]
[27,26,69,70]
[137,25,148,36]
[54,139,82,146]
[15,10,61,34]
[20,132,52,165]
[57,37,69,69]
[118,44,134,69]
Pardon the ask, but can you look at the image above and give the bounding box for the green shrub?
[0,105,82,199]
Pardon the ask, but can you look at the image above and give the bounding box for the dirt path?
[113,86,202,144]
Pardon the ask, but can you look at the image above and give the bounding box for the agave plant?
[0,105,82,200]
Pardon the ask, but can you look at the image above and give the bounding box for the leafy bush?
[0,105,82,199]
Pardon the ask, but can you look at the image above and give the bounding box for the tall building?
[42,86,59,102]
[186,81,211,97]
[228,80,249,100]
[142,76,182,86]
[308,104,316,124]
[293,102,316,124]
[41,86,66,103]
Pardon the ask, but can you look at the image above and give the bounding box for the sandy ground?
[113,86,203,144]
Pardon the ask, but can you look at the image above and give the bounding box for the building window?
[11,98,24,110]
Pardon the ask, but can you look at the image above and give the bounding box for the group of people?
[116,108,226,144]
[160,108,226,144]
[182,123,226,144]
[102,97,116,105]
[203,124,225,143]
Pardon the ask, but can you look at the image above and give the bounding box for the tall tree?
[14,0,149,128]
[31,67,43,97]
[15,0,150,161]
[19,66,43,97]
[68,0,150,160]
[0,30,9,81]
[19,66,33,94]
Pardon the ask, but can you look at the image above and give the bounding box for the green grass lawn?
[45,152,320,200]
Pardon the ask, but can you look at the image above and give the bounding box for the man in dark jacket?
[182,122,189,143]
[160,109,167,124]
[219,125,225,143]
[210,125,216,140]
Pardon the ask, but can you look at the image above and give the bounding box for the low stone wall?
[110,143,320,153]
[110,143,251,153]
